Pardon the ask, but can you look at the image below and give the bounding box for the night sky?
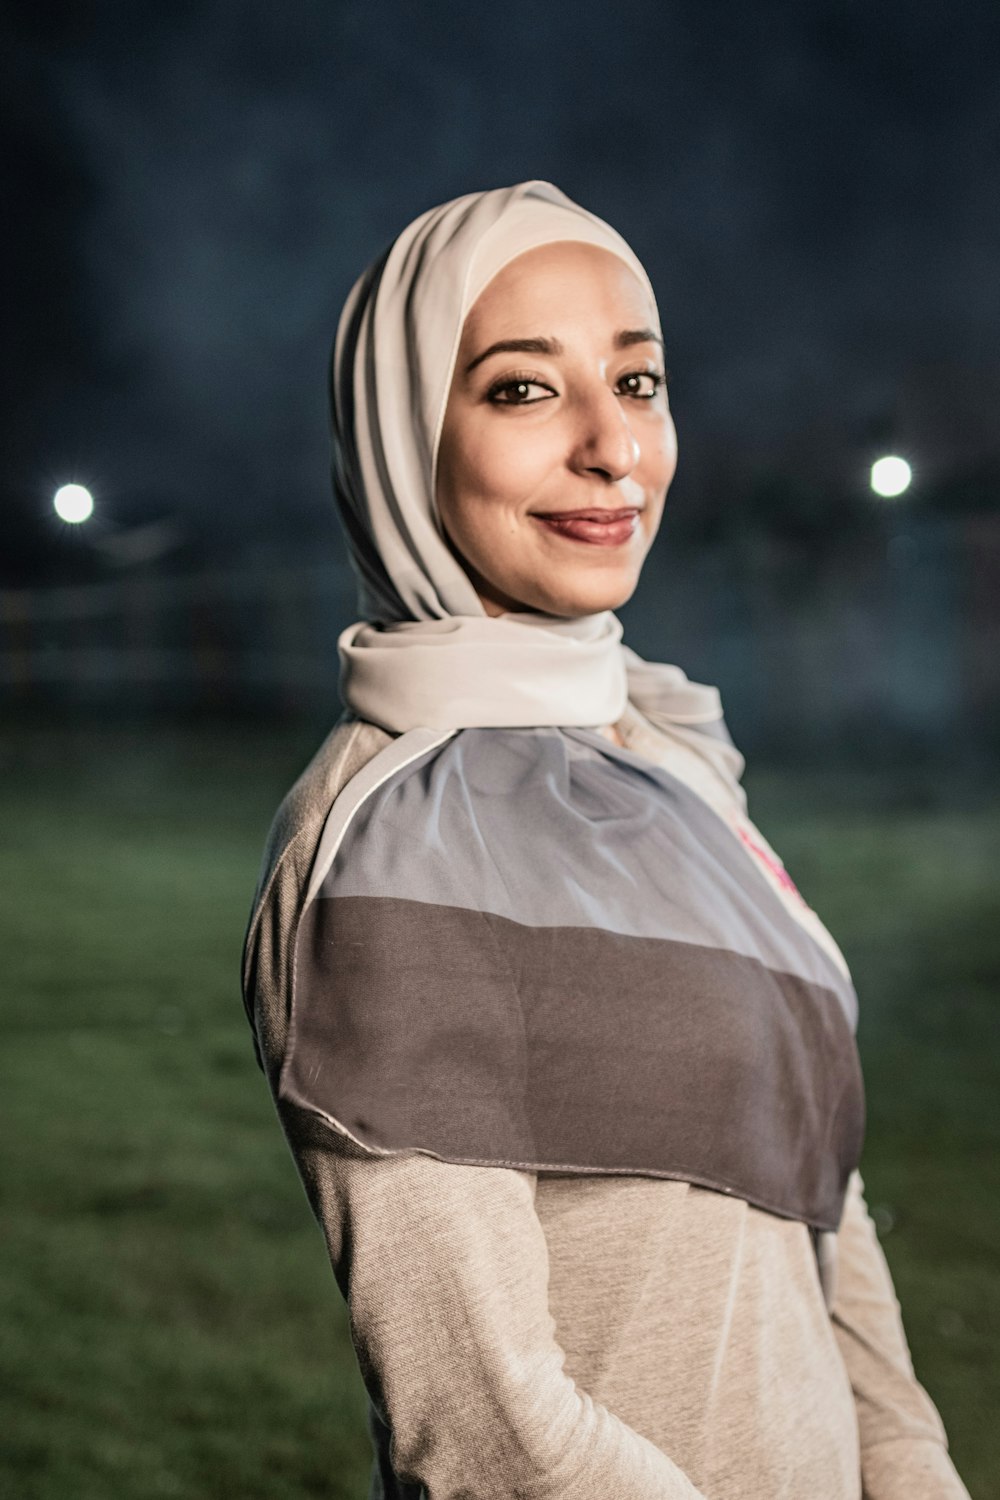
[4,0,999,581]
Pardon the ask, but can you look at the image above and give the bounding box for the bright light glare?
[53,483,94,523]
[869,456,912,499]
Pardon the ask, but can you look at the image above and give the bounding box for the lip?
[532,507,642,521]
[532,507,641,548]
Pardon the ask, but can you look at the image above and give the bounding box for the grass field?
[1,718,997,1499]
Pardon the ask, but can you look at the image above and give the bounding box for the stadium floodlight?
[53,483,95,523]
[869,456,912,499]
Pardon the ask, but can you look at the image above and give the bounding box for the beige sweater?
[243,711,970,1500]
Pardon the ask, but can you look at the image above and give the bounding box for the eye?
[617,370,667,400]
[486,375,557,406]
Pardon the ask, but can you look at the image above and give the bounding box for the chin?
[532,569,640,618]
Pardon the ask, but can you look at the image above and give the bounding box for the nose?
[569,385,641,483]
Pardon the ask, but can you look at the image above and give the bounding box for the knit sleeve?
[285,1115,707,1500]
[828,1170,971,1500]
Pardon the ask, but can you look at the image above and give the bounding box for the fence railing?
[2,517,999,759]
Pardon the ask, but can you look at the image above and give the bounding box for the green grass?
[748,768,1000,1497]
[0,720,996,1498]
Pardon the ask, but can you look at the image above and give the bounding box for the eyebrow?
[464,327,663,375]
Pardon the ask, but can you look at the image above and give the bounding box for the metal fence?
[3,515,998,761]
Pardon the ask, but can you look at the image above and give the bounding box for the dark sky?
[4,0,999,573]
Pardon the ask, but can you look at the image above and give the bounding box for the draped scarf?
[280,181,864,1231]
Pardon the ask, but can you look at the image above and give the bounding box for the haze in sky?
[4,0,999,571]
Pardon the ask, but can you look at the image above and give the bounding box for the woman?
[242,181,969,1499]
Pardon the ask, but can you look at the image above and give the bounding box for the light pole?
[869,455,912,500]
[53,483,95,524]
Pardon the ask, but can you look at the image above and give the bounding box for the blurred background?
[1,2,997,1497]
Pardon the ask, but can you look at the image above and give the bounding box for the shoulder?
[258,715,393,889]
[241,714,393,1069]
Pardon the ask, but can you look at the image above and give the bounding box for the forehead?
[461,241,657,342]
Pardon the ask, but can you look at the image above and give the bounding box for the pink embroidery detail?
[734,823,803,898]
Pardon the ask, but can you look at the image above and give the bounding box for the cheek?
[445,416,558,515]
[640,416,678,492]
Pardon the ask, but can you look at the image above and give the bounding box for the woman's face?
[435,240,676,618]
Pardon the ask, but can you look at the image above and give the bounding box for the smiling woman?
[242,182,970,1500]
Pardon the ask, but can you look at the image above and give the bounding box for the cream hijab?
[330,179,738,776]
